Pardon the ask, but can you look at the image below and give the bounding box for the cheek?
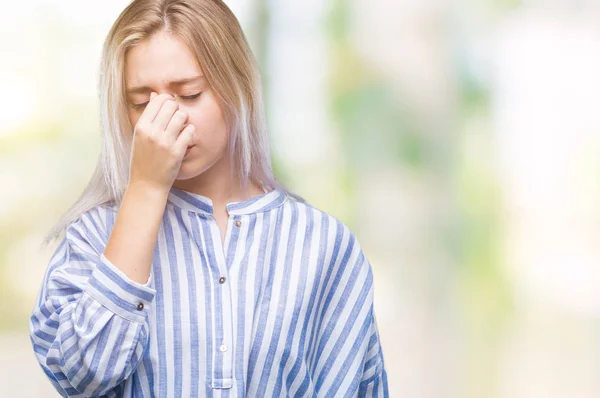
[126,110,141,131]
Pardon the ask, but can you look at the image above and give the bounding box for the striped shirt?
[29,186,389,397]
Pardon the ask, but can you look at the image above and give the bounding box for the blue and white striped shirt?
[29,186,389,397]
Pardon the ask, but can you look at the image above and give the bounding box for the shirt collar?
[167,186,288,216]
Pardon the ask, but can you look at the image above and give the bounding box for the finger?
[138,93,174,125]
[164,110,188,144]
[174,124,196,155]
[153,100,179,132]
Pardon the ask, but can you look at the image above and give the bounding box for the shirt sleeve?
[311,219,389,397]
[29,207,156,397]
[358,307,389,397]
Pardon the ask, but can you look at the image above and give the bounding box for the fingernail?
[150,92,157,99]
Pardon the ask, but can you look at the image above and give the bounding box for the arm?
[103,181,169,284]
[29,205,158,397]
[312,220,389,397]
[30,91,191,396]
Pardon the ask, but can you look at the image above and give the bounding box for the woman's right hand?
[129,91,196,192]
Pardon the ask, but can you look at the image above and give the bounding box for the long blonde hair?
[42,0,304,247]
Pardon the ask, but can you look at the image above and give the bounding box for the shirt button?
[235,220,242,227]
[219,276,226,284]
[219,344,227,352]
[136,303,144,311]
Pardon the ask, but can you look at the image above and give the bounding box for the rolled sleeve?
[29,207,154,397]
[84,253,156,323]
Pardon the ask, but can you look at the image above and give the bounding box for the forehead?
[124,31,203,88]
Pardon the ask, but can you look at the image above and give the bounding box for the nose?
[151,91,175,99]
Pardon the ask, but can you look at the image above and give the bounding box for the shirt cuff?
[83,253,156,323]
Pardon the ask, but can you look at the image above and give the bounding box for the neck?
[171,153,263,209]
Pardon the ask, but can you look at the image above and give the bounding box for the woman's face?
[124,31,229,182]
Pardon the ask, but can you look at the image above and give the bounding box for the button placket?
[208,214,234,389]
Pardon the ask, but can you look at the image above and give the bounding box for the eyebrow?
[126,75,205,95]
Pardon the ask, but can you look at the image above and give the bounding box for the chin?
[175,148,227,181]
[175,164,206,181]
[175,156,216,181]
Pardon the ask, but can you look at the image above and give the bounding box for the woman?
[29,0,389,396]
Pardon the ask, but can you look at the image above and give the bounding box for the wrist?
[126,180,170,203]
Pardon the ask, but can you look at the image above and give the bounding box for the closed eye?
[132,102,148,110]
[179,92,202,100]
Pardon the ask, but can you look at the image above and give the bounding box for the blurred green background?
[2,1,600,397]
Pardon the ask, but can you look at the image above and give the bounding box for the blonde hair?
[42,0,304,247]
